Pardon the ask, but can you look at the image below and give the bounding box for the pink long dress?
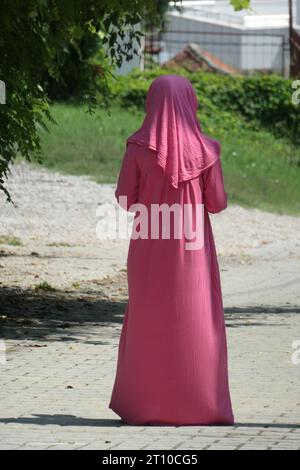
[108,141,234,426]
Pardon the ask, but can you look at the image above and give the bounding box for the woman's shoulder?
[126,141,157,158]
[125,141,158,175]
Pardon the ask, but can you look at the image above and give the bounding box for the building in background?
[160,0,300,76]
[117,0,300,77]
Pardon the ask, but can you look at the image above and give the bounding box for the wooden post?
[289,0,294,77]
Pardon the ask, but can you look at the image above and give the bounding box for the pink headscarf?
[126,74,221,189]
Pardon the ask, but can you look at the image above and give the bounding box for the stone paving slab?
[0,267,299,450]
[0,167,300,450]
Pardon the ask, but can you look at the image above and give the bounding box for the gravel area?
[0,160,299,300]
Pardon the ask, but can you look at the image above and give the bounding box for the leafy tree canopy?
[0,0,250,201]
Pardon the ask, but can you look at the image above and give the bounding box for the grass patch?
[33,281,56,292]
[0,235,23,246]
[31,103,140,184]
[218,128,300,215]
[71,282,81,289]
[46,242,77,247]
[30,102,300,215]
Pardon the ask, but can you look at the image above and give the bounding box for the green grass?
[29,103,300,216]
[0,235,23,246]
[33,281,56,291]
[31,103,142,184]
[219,129,300,215]
[46,242,78,247]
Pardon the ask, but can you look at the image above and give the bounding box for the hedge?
[108,67,300,144]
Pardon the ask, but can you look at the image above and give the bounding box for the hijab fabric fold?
[126,74,221,189]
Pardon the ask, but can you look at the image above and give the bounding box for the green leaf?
[230,0,250,11]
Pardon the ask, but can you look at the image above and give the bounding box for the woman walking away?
[108,74,234,426]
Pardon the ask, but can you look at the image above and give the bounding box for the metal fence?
[144,29,289,76]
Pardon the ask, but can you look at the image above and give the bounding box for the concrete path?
[0,162,299,450]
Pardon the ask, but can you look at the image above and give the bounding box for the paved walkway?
[1,264,300,450]
[0,163,300,450]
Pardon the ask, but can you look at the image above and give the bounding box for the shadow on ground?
[0,414,299,430]
[0,272,128,342]
[1,270,299,342]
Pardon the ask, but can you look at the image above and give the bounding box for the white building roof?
[169,0,297,30]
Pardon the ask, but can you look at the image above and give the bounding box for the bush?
[109,67,300,144]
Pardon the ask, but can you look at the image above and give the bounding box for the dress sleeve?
[115,143,141,211]
[202,158,228,214]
